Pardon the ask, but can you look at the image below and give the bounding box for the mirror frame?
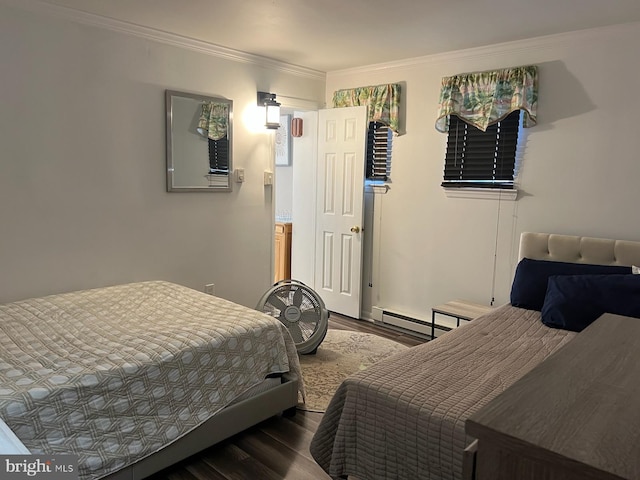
[166,89,233,192]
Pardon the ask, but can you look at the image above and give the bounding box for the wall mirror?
[166,90,233,192]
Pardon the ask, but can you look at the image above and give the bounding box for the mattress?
[0,281,302,479]
[310,304,576,480]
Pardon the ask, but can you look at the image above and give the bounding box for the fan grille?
[257,280,329,354]
[263,284,321,341]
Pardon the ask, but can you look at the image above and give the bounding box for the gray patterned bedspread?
[0,281,302,479]
[310,304,576,480]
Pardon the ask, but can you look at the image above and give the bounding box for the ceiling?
[37,0,640,72]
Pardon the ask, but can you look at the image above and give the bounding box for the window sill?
[443,187,518,200]
[365,183,389,194]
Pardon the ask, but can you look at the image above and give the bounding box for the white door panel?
[315,106,367,318]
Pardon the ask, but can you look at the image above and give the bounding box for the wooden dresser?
[465,313,640,480]
[274,222,292,283]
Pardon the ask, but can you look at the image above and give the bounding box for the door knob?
[350,226,361,233]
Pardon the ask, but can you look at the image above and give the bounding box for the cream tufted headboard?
[519,232,640,267]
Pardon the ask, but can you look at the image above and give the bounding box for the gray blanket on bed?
[310,304,576,480]
[0,281,301,479]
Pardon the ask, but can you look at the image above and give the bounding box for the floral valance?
[197,102,229,140]
[333,83,401,134]
[435,65,538,133]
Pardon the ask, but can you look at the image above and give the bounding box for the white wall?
[326,23,640,322]
[3,3,638,324]
[274,164,293,220]
[0,3,325,306]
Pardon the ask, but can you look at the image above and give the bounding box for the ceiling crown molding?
[3,0,325,80]
[327,21,640,78]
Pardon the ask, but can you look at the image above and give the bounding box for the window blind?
[208,136,230,175]
[442,110,520,188]
[366,122,392,181]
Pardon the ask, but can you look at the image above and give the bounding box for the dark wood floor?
[148,314,426,480]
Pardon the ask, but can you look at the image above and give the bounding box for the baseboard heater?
[378,309,452,338]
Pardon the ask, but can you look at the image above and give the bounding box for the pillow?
[510,258,631,311]
[633,265,640,274]
[541,274,640,332]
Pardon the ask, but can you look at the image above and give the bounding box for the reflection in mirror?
[166,90,232,191]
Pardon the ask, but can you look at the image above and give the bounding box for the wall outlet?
[204,283,215,295]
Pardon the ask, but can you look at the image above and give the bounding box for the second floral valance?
[435,65,538,133]
[197,102,229,140]
[332,83,400,134]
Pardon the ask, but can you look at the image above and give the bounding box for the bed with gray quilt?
[0,280,302,479]
[310,232,640,480]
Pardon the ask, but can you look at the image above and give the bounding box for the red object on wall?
[291,117,303,137]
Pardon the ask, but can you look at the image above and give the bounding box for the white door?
[314,106,367,318]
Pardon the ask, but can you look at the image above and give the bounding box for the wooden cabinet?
[274,222,292,283]
[465,313,640,480]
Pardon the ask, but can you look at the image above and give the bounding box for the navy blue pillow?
[510,258,631,311]
[541,274,640,332]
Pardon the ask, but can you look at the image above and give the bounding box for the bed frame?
[464,232,640,480]
[519,232,640,265]
[104,373,299,479]
[0,282,301,480]
[310,232,640,480]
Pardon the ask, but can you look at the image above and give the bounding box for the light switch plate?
[235,168,245,183]
[264,170,273,186]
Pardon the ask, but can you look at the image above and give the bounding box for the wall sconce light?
[257,91,281,129]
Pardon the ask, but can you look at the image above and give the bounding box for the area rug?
[298,329,409,412]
